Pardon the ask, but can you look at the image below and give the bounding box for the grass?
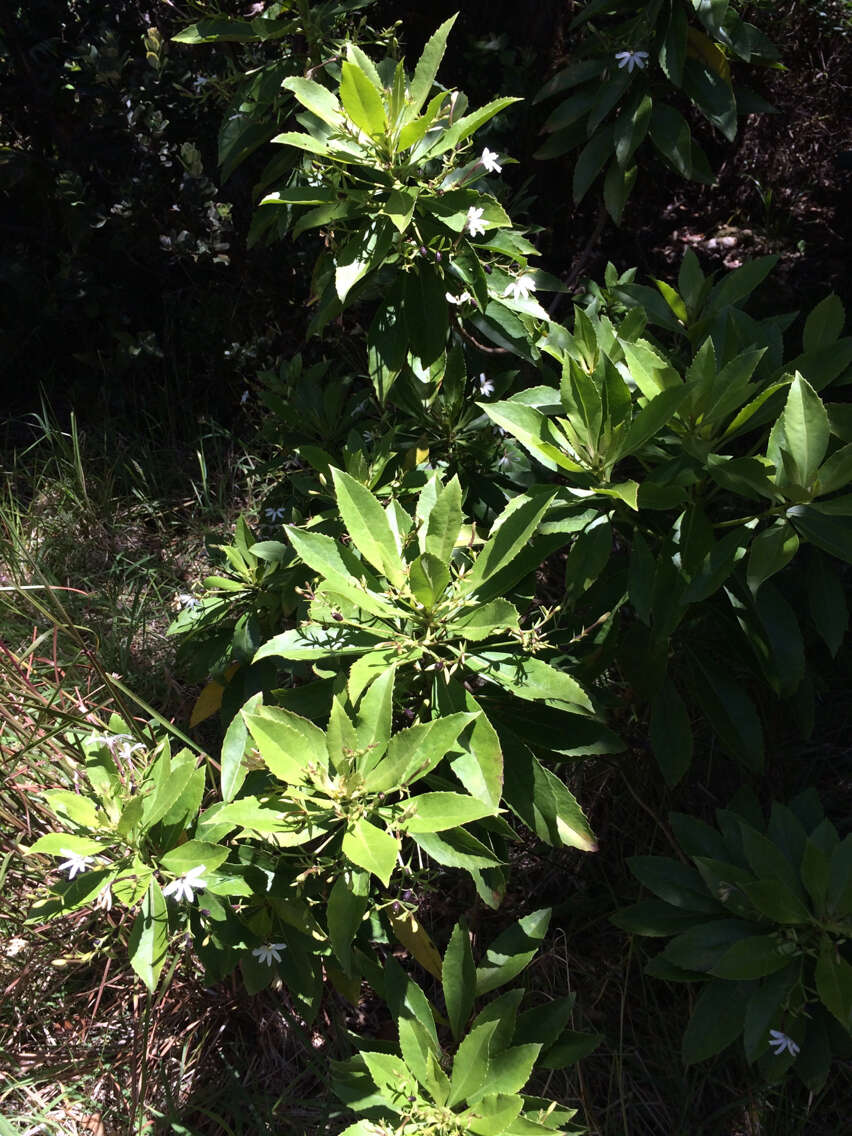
[1,403,850,1135]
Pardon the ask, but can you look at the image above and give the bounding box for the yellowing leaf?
[190,680,224,727]
[388,909,443,979]
[686,28,731,82]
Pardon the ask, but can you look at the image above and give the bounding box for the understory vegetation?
[1,2,851,1134]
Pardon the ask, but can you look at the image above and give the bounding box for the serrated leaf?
[443,920,476,1041]
[342,817,399,886]
[244,703,327,783]
[404,791,494,833]
[339,60,386,137]
[331,468,405,587]
[128,880,168,991]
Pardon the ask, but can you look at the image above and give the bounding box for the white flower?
[252,942,287,966]
[95,882,113,912]
[58,849,94,879]
[768,1029,800,1058]
[177,593,199,610]
[87,733,145,762]
[480,147,502,174]
[240,389,249,405]
[478,373,495,396]
[615,50,649,73]
[503,274,537,302]
[466,206,486,238]
[162,864,208,903]
[446,290,473,305]
[265,506,286,522]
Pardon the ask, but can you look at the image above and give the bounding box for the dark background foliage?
[2,1,849,433]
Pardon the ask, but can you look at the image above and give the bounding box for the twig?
[452,317,510,355]
[553,199,610,314]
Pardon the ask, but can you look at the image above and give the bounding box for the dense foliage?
[3,2,851,1133]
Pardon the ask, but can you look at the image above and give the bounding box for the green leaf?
[602,158,636,224]
[451,599,520,641]
[653,278,688,324]
[425,98,520,160]
[281,526,397,618]
[614,92,652,168]
[361,1050,417,1106]
[806,553,848,659]
[365,712,476,792]
[501,737,597,852]
[281,77,344,129]
[628,856,721,913]
[788,504,852,564]
[746,520,799,595]
[801,837,830,914]
[693,663,764,771]
[481,400,579,473]
[412,827,503,872]
[682,980,748,1063]
[398,1016,440,1092]
[409,551,450,608]
[460,1095,524,1135]
[331,468,405,587]
[421,474,464,564]
[128,880,168,991]
[743,965,798,1064]
[448,1020,499,1107]
[404,792,494,833]
[767,372,829,491]
[244,703,328,783]
[620,384,689,458]
[383,187,419,233]
[563,518,611,604]
[740,879,811,924]
[663,919,754,972]
[650,679,693,786]
[827,836,852,917]
[443,920,476,1042]
[709,255,779,313]
[447,696,504,812]
[803,294,844,354]
[173,18,291,44]
[815,938,852,1030]
[538,1032,603,1068]
[27,832,106,857]
[404,266,448,365]
[342,818,399,887]
[160,840,228,876]
[475,908,551,996]
[408,14,458,117]
[221,694,260,802]
[711,935,796,979]
[463,491,556,597]
[573,126,614,204]
[649,103,698,180]
[339,60,386,137]
[476,653,592,712]
[612,899,704,937]
[473,1044,541,1102]
[327,869,369,973]
[354,667,394,757]
[255,624,386,663]
[660,3,688,84]
[816,443,852,497]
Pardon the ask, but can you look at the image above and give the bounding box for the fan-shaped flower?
[162,864,208,903]
[252,943,287,966]
[615,50,649,73]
